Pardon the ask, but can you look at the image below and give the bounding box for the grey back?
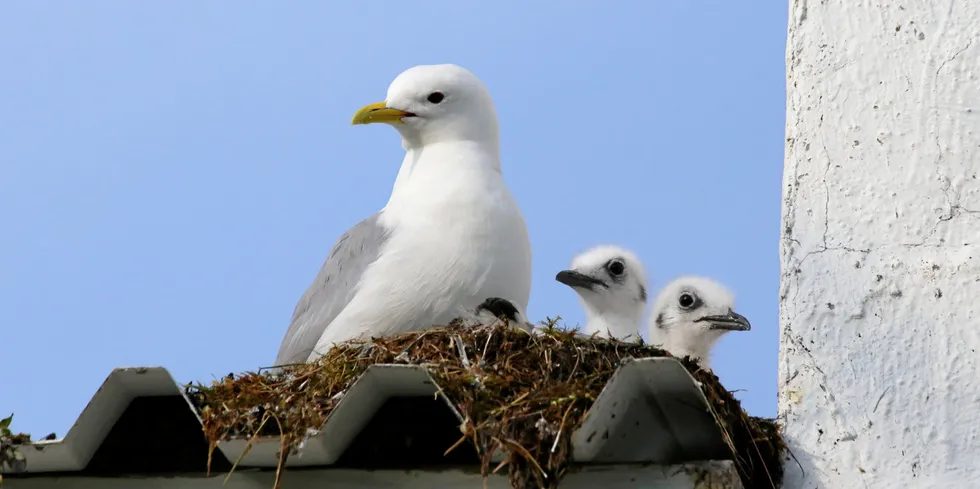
[274,213,392,365]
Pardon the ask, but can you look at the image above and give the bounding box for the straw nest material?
[185,319,785,489]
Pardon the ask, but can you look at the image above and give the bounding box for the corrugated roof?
[3,358,731,477]
[5,463,745,489]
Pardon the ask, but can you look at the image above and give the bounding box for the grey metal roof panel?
[571,357,729,464]
[4,358,731,475]
[11,367,207,474]
[4,462,746,489]
[217,364,464,468]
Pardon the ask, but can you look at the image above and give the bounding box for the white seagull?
[647,276,751,369]
[555,245,648,341]
[275,64,533,365]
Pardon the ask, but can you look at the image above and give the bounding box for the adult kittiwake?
[647,276,751,369]
[555,245,648,341]
[275,64,532,365]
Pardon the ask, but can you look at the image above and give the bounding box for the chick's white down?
[647,276,751,369]
[555,245,648,341]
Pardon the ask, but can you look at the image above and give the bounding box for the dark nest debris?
[185,320,785,489]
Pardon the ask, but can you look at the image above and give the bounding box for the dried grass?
[185,319,785,489]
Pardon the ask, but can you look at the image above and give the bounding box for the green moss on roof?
[0,414,30,487]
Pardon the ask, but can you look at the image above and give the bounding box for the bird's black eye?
[678,293,696,309]
[606,260,625,276]
[427,92,445,104]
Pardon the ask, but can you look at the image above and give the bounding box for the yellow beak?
[350,101,411,126]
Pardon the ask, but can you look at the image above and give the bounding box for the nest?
[185,320,785,489]
[1,414,31,485]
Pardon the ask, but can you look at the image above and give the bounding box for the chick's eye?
[678,293,696,309]
[427,92,445,104]
[607,260,625,276]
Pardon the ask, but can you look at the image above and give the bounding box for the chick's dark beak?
[697,308,752,331]
[555,270,608,291]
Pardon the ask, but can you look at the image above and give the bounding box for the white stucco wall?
[780,0,980,487]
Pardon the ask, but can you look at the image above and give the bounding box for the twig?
[444,434,469,456]
[491,391,530,415]
[750,433,776,489]
[452,334,471,367]
[481,330,495,362]
[495,436,548,480]
[270,414,288,489]
[551,401,576,453]
[223,412,271,485]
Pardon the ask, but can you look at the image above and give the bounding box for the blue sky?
[1,2,788,437]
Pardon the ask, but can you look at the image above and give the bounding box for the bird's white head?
[555,245,648,341]
[648,276,751,369]
[350,64,499,151]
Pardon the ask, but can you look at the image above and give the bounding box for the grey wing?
[274,213,391,365]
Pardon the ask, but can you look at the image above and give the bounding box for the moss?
[679,358,786,487]
[0,414,30,486]
[185,320,785,489]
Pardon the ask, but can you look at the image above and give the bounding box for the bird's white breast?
[582,312,643,341]
[308,142,531,357]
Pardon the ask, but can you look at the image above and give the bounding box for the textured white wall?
[780,0,980,487]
